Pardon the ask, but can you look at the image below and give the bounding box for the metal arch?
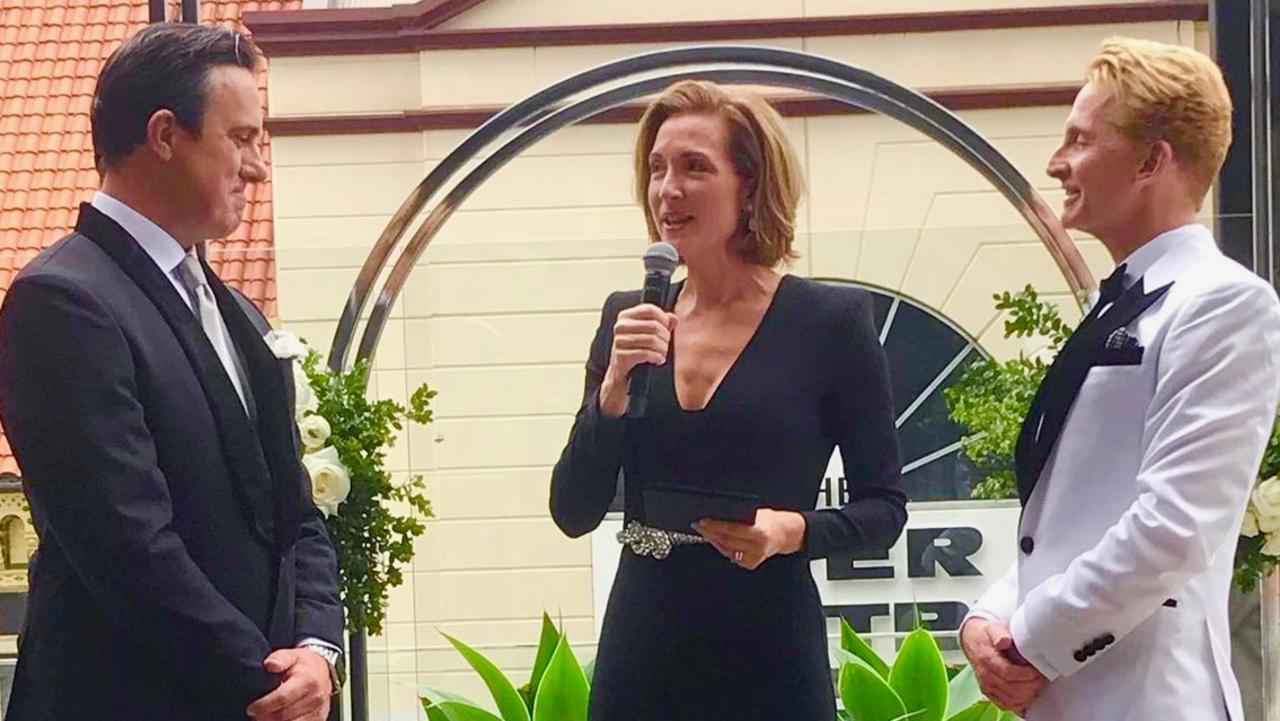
[351,66,1082,363]
[328,45,1089,371]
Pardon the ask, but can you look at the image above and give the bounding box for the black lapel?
[1014,277,1173,505]
[75,204,279,547]
[207,273,303,551]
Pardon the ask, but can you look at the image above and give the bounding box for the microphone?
[627,241,680,419]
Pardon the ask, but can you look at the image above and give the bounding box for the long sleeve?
[1010,281,1280,680]
[0,275,279,712]
[965,562,1019,625]
[550,292,629,537]
[802,289,907,558]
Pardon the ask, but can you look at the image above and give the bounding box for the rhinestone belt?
[616,520,708,559]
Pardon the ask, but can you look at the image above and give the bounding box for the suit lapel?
[1015,277,1173,505]
[75,204,280,547]
[208,273,302,551]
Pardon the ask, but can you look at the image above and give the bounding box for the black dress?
[550,274,906,721]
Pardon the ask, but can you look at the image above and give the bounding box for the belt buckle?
[616,520,706,559]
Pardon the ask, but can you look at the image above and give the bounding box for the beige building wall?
[265,7,1208,717]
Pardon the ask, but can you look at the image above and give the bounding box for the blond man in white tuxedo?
[960,37,1280,721]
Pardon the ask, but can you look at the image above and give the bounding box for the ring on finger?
[732,550,744,565]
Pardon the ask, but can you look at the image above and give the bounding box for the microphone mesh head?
[643,242,680,277]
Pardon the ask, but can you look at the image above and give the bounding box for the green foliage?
[943,285,1068,500]
[840,617,891,679]
[444,634,530,721]
[422,613,590,721]
[424,613,1007,721]
[1235,533,1271,593]
[888,629,950,721]
[838,622,1003,721]
[839,662,907,721]
[300,351,436,636]
[531,636,590,721]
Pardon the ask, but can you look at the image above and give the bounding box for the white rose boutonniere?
[303,446,351,518]
[298,414,331,452]
[264,330,309,361]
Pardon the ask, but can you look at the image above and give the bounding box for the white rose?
[293,365,318,416]
[303,446,351,518]
[1242,505,1261,537]
[1262,532,1280,559]
[298,414,331,452]
[264,330,309,360]
[1254,478,1280,533]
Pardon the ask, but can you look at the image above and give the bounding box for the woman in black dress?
[550,80,906,721]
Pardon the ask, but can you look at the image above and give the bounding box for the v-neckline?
[670,274,790,414]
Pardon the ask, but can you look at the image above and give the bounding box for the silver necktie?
[177,252,249,412]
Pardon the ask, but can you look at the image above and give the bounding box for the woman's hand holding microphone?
[598,303,677,418]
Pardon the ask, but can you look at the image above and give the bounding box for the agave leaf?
[839,661,908,721]
[841,618,892,679]
[944,665,984,718]
[582,657,595,689]
[443,634,531,721]
[945,701,1001,721]
[888,629,949,721]
[420,687,506,721]
[995,711,1019,721]
[527,613,561,700]
[531,635,590,721]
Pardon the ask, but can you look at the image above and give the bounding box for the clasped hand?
[247,647,333,721]
[959,618,1047,715]
[694,508,806,570]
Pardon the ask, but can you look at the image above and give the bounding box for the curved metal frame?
[327,45,1089,371]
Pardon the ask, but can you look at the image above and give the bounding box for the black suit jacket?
[0,205,344,720]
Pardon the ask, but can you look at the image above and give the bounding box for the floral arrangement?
[265,330,436,636]
[944,287,1280,594]
[1235,419,1280,592]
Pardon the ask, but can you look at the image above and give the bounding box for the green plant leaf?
[944,666,984,718]
[995,711,1019,721]
[840,617,891,679]
[527,614,562,702]
[889,629,949,721]
[531,635,590,721]
[945,701,1001,721]
[582,657,595,689]
[443,634,530,721]
[420,688,505,721]
[839,661,907,721]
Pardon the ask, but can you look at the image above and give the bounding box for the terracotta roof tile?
[0,0,299,475]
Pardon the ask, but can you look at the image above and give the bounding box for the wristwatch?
[300,642,346,695]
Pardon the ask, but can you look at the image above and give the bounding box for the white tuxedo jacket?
[968,225,1280,721]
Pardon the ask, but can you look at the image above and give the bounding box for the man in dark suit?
[0,23,344,721]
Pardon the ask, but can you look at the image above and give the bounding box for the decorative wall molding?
[244,1,1208,57]
[266,82,1081,136]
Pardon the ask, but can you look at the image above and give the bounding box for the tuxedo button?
[1073,650,1088,663]
[1020,536,1034,554]
[1088,638,1104,653]
[1102,633,1115,646]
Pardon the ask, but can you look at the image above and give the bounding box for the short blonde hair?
[1086,36,1232,203]
[633,80,805,267]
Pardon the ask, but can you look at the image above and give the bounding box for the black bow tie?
[1098,263,1128,306]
